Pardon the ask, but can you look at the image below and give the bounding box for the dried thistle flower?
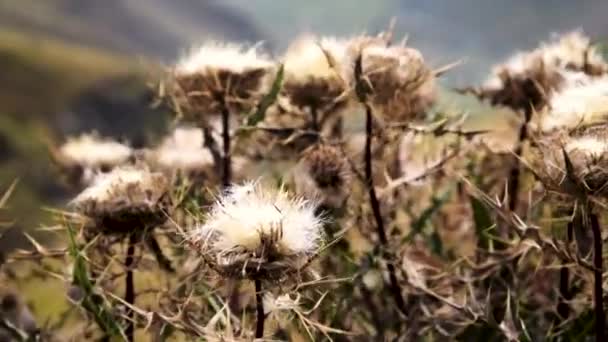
[540,30,607,76]
[146,126,214,177]
[71,166,169,233]
[171,42,276,118]
[539,74,608,132]
[359,44,436,122]
[53,133,133,185]
[480,51,564,112]
[282,36,351,118]
[293,144,352,209]
[187,182,325,281]
[478,31,607,112]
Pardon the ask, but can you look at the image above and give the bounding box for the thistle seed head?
[172,42,276,118]
[55,133,133,184]
[479,31,607,112]
[71,167,169,233]
[146,126,215,177]
[187,182,324,281]
[360,44,437,122]
[282,36,351,114]
[540,74,608,132]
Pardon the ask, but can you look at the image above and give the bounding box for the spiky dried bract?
[147,126,214,177]
[293,144,352,209]
[56,133,133,183]
[481,52,564,112]
[71,167,169,232]
[188,182,324,281]
[360,44,436,122]
[172,42,276,118]
[283,36,351,115]
[533,131,608,199]
[479,31,607,112]
[540,74,608,132]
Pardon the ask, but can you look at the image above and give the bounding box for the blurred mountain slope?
[0,28,144,250]
[0,0,266,60]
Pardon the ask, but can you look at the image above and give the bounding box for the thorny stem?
[590,212,605,342]
[145,233,174,273]
[254,279,265,339]
[310,105,319,133]
[125,233,137,342]
[507,106,532,213]
[364,105,407,316]
[557,218,574,320]
[221,101,232,189]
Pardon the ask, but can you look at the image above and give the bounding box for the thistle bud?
[293,144,351,209]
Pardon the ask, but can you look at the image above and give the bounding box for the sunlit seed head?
[540,74,608,132]
[172,41,276,116]
[282,36,353,120]
[294,144,351,208]
[540,30,607,76]
[188,181,324,279]
[176,41,274,75]
[147,126,214,174]
[565,135,608,159]
[59,133,132,171]
[481,31,607,112]
[360,44,436,122]
[284,36,345,83]
[482,51,563,112]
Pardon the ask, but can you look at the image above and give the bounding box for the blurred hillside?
[0,1,268,249]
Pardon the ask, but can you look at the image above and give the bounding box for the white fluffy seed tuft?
[176,41,274,75]
[192,182,324,256]
[59,134,132,169]
[541,74,608,131]
[150,127,214,172]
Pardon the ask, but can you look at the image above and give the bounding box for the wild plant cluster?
[2,25,608,341]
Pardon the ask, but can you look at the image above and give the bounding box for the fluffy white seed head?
[171,41,277,117]
[360,44,436,122]
[188,182,324,280]
[59,133,132,170]
[565,135,608,159]
[284,36,345,82]
[479,31,608,113]
[540,30,607,74]
[148,127,214,174]
[282,36,355,122]
[484,31,606,92]
[196,182,322,253]
[71,167,169,231]
[541,74,608,132]
[176,41,274,75]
